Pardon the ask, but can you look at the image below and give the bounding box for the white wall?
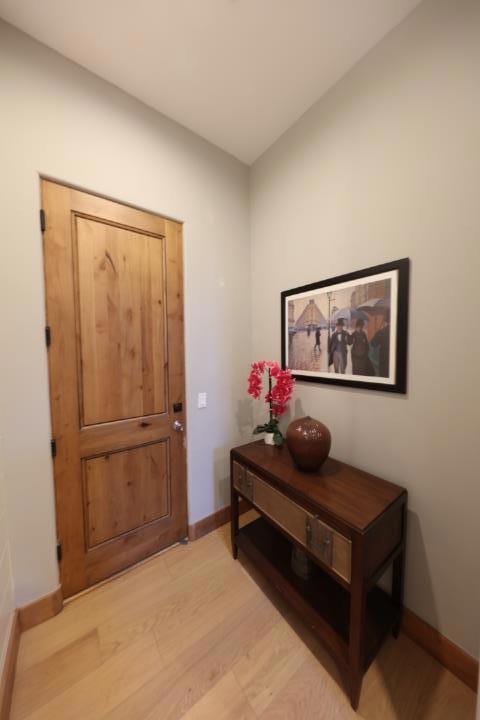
[0,404,15,674]
[0,20,251,606]
[250,0,480,658]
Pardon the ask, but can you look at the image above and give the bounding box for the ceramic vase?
[286,416,331,472]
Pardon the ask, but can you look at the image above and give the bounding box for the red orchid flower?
[247,361,295,442]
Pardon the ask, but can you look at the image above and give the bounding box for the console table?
[230,441,407,710]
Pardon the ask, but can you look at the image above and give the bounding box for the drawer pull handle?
[306,518,332,550]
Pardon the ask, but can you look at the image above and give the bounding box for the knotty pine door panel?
[42,180,187,597]
[84,441,170,547]
[75,217,167,425]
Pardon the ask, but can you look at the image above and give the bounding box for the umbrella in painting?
[331,307,369,325]
[357,297,390,316]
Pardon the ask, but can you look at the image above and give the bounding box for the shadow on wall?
[213,398,255,511]
[236,397,254,439]
[280,397,306,434]
[213,446,230,511]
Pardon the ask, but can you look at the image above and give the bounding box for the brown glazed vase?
[286,416,331,473]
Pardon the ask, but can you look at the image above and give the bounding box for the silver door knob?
[173,420,184,432]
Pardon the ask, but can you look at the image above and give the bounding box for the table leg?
[392,503,406,638]
[231,483,239,560]
[348,584,366,710]
[348,538,366,711]
[392,548,405,638]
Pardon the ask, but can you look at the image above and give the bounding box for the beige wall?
[250,0,480,657]
[0,20,251,606]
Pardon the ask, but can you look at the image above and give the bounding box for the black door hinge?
[57,541,63,563]
[45,326,51,347]
[40,209,46,232]
[51,438,57,458]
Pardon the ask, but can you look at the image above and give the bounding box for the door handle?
[173,420,184,432]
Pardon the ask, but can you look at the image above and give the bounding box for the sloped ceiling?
[0,0,422,163]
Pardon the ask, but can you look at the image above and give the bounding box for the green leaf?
[273,431,283,446]
[253,424,268,435]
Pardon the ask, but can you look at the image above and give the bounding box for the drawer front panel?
[253,474,351,582]
[232,461,253,501]
[306,516,333,567]
[253,474,308,547]
[332,534,352,582]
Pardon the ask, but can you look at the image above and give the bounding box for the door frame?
[39,175,189,596]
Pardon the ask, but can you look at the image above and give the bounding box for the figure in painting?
[348,318,373,376]
[314,327,321,352]
[371,312,390,377]
[328,318,349,374]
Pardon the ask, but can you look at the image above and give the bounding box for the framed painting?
[281,258,409,393]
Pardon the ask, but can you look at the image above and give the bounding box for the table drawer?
[232,460,254,501]
[253,474,351,583]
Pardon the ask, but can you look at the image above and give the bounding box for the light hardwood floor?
[10,514,476,720]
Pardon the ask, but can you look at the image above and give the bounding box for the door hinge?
[45,326,51,347]
[40,209,46,232]
[51,438,57,458]
[56,541,63,563]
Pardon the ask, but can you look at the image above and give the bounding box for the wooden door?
[41,180,187,597]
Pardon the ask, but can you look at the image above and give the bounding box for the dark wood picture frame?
[281,258,409,393]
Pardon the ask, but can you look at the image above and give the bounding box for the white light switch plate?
[197,392,207,409]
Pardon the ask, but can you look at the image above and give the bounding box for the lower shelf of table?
[235,516,399,670]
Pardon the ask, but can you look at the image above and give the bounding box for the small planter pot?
[264,432,275,446]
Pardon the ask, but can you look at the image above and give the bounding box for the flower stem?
[268,369,273,424]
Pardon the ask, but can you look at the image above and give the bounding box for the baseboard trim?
[402,607,478,692]
[18,586,63,632]
[0,610,20,720]
[188,498,251,542]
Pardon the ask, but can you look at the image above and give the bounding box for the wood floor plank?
[233,619,310,715]
[19,632,162,720]
[103,594,277,720]
[16,553,172,673]
[164,529,230,579]
[152,562,258,668]
[181,672,256,720]
[97,552,239,662]
[258,655,355,720]
[10,630,101,720]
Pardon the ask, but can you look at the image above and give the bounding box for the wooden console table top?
[232,440,405,532]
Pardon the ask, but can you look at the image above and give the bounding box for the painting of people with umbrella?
[281,259,409,393]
